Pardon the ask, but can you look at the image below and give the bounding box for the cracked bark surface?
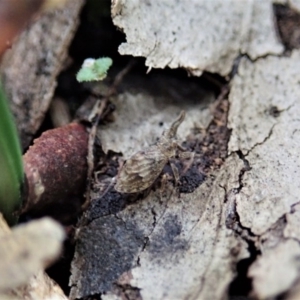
[70,153,249,300]
[112,0,283,76]
[70,1,300,300]
[228,51,300,298]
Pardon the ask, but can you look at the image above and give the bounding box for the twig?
[82,60,135,210]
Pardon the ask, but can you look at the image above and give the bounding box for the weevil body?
[114,111,186,193]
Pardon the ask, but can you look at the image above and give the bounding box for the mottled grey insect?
[115,111,190,194]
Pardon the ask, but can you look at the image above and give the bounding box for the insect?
[115,110,191,194]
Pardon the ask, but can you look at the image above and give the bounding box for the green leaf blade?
[0,83,24,224]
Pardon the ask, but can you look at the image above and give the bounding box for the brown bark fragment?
[0,0,85,149]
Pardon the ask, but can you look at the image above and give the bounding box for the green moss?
[76,57,113,82]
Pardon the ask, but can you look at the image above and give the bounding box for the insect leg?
[178,151,195,176]
[176,143,188,152]
[170,162,180,185]
[82,159,124,210]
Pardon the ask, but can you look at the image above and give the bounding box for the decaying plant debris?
[69,73,232,299]
[70,1,300,300]
[2,0,300,299]
[0,215,66,300]
[0,0,85,149]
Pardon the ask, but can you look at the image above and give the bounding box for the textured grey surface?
[249,240,300,298]
[98,75,214,159]
[228,52,300,235]
[228,50,300,298]
[71,156,248,300]
[113,0,283,76]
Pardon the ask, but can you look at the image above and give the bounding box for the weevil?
[115,110,193,194]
